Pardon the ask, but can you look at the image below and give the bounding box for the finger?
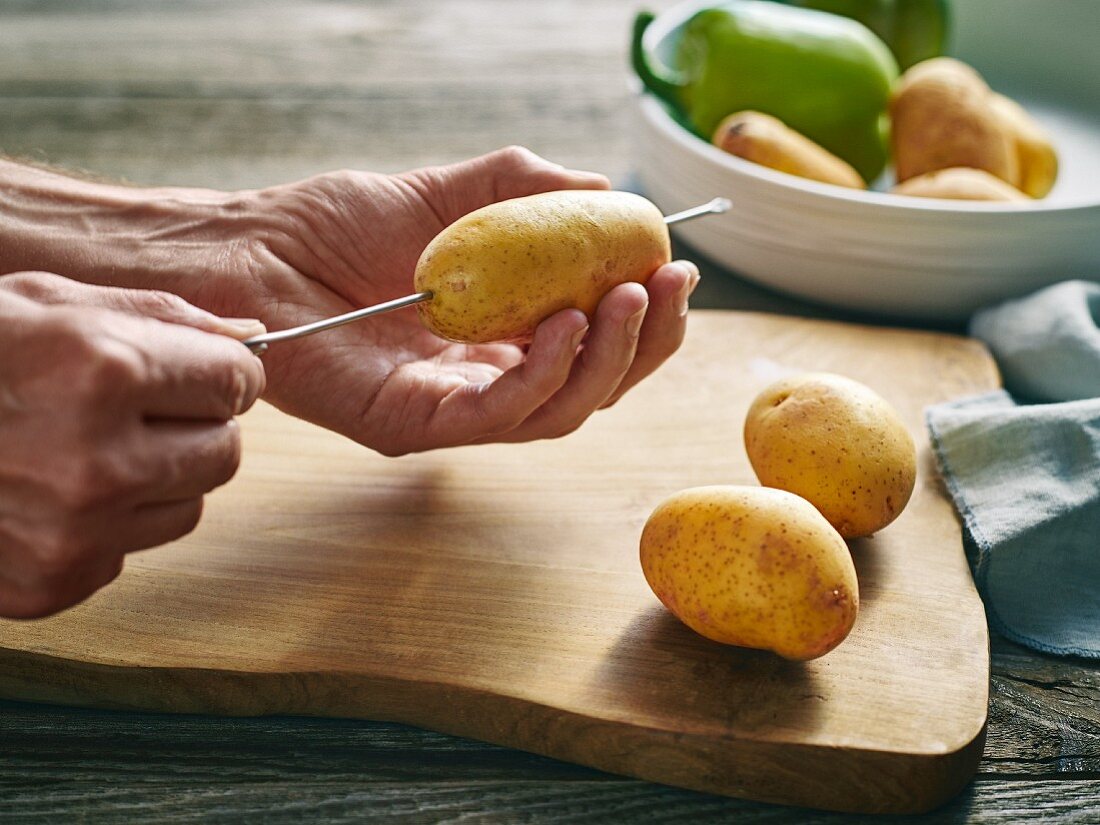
[0,553,124,620]
[477,146,612,201]
[0,271,265,340]
[138,322,267,420]
[409,147,611,225]
[601,261,699,409]
[486,282,649,443]
[140,419,242,503]
[426,308,588,446]
[436,341,526,372]
[0,496,202,620]
[0,270,73,299]
[107,291,266,341]
[122,498,205,554]
[0,518,126,619]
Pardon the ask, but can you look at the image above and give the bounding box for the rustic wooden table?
[1,2,1097,822]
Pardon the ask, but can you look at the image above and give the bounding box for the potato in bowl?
[632,0,1100,321]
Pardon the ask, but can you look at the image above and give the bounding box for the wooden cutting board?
[0,310,997,814]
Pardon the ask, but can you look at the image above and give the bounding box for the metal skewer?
[662,197,731,225]
[242,197,731,354]
[243,292,431,354]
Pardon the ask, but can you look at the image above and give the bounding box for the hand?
[0,272,266,618]
[200,146,700,455]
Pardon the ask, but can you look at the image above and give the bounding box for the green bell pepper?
[632,0,899,182]
[781,0,949,70]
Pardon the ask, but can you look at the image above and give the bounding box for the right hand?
[0,272,266,619]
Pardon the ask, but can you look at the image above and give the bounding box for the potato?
[891,57,1059,199]
[988,93,1059,198]
[711,111,865,190]
[413,190,671,343]
[891,167,1029,202]
[640,485,858,660]
[890,57,1019,186]
[744,373,916,539]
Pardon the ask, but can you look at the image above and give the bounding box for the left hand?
[8,148,698,455]
[195,146,699,455]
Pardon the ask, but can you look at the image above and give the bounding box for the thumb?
[461,146,611,199]
[404,146,611,225]
[0,271,265,340]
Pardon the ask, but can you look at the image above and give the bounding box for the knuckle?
[1,271,63,299]
[135,289,189,317]
[496,145,538,168]
[58,453,140,510]
[211,344,261,415]
[212,424,244,488]
[218,363,250,416]
[88,347,144,395]
[316,168,360,194]
[471,392,527,437]
[30,526,86,580]
[63,341,145,407]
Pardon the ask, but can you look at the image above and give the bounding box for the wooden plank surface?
[0,311,994,814]
[1,1,1097,822]
[0,0,635,187]
[3,631,1099,823]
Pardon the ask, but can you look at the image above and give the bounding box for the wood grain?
[0,0,966,333]
[0,311,996,814]
[0,0,638,189]
[3,661,1097,825]
[3,2,1095,821]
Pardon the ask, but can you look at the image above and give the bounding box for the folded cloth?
[926,280,1100,658]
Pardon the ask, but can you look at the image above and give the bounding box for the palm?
[231,147,695,455]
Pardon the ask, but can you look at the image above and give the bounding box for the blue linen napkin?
[926,280,1100,658]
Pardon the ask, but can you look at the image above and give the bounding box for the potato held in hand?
[744,373,916,538]
[640,486,858,660]
[414,190,671,343]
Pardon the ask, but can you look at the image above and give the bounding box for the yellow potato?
[890,57,1019,186]
[891,57,1059,199]
[414,190,671,343]
[744,373,916,539]
[711,111,865,190]
[640,485,858,660]
[988,93,1059,198]
[891,167,1029,202]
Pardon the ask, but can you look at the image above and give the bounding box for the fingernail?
[673,263,700,318]
[218,317,267,338]
[625,305,647,337]
[569,325,589,350]
[676,269,699,316]
[677,260,701,288]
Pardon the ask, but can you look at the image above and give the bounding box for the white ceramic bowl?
[633,0,1100,321]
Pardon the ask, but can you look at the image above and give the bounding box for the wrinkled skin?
[185,147,700,456]
[0,273,265,618]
